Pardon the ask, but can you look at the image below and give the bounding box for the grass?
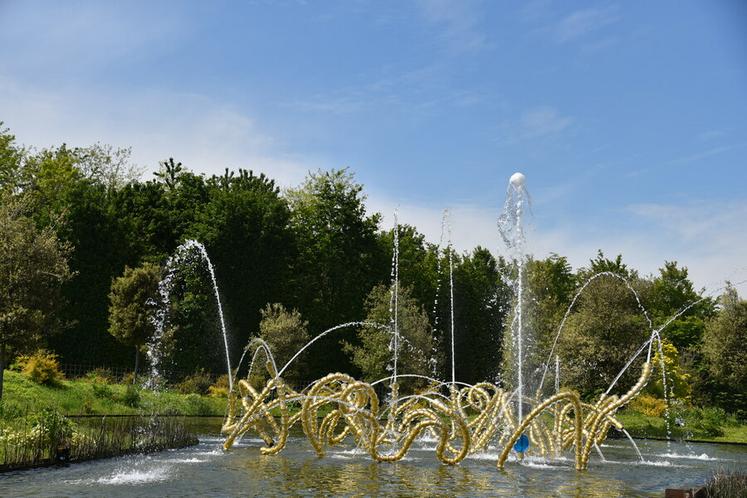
[617,408,747,444]
[1,370,227,418]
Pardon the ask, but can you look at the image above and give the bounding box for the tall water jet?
[497,172,530,422]
[146,240,234,392]
[446,210,456,389]
[389,212,400,392]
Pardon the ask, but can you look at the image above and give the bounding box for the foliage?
[344,284,432,387]
[557,274,650,395]
[16,350,65,386]
[108,262,161,375]
[0,192,71,398]
[455,248,510,385]
[702,286,747,416]
[0,122,745,420]
[647,339,691,400]
[84,368,115,384]
[629,394,667,417]
[175,369,214,395]
[258,303,310,387]
[208,374,230,397]
[287,169,385,377]
[117,384,141,408]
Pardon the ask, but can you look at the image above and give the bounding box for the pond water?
[1,419,745,497]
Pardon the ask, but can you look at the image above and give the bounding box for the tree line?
[1,123,745,417]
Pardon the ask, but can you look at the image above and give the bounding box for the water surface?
[2,422,745,497]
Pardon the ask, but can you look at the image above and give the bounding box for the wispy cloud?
[498,106,574,144]
[666,143,746,165]
[283,64,487,116]
[415,0,490,53]
[553,5,620,43]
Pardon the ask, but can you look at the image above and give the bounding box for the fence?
[59,364,191,383]
[0,414,198,472]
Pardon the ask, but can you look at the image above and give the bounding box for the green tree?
[557,275,650,397]
[258,303,310,388]
[501,254,577,395]
[191,169,294,364]
[701,286,747,414]
[0,123,27,193]
[287,169,384,376]
[0,193,70,399]
[108,263,161,380]
[453,248,510,385]
[344,284,432,387]
[649,261,713,350]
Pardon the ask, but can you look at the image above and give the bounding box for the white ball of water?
[510,172,526,187]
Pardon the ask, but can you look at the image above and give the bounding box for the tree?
[287,169,384,377]
[556,275,650,397]
[701,286,747,415]
[501,254,576,395]
[0,122,27,193]
[649,261,713,350]
[72,143,142,190]
[258,303,310,388]
[344,284,433,388]
[454,248,510,385]
[0,193,70,399]
[578,250,636,280]
[190,169,294,364]
[108,263,161,380]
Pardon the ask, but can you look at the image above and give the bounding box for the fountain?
[215,171,660,472]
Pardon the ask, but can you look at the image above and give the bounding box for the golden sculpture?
[222,346,652,472]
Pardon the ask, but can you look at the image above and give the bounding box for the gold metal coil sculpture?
[222,354,652,472]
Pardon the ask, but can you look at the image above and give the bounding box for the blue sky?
[1,0,745,288]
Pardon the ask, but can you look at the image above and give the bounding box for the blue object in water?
[513,434,529,453]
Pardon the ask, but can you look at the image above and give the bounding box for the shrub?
[91,381,114,399]
[687,407,733,437]
[175,370,213,395]
[84,368,114,384]
[186,394,213,416]
[121,371,137,385]
[118,384,141,408]
[17,350,65,386]
[630,394,667,417]
[208,374,230,398]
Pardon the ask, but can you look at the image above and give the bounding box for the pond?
[1,419,745,497]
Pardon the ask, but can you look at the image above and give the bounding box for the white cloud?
[367,191,747,293]
[0,76,315,187]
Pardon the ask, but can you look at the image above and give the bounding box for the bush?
[84,368,114,384]
[630,394,667,417]
[117,384,141,408]
[685,407,736,438]
[91,381,114,399]
[186,394,213,416]
[121,371,137,385]
[175,370,213,395]
[208,374,230,398]
[17,350,65,386]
